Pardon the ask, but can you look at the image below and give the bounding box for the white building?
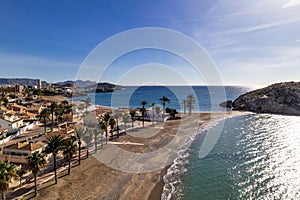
[0,115,23,129]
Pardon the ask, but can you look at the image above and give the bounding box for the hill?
[0,78,47,86]
[232,82,300,115]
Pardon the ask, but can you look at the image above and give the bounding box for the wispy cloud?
[283,0,300,8]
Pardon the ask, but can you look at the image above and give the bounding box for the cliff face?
[232,82,300,116]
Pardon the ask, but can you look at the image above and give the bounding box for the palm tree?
[49,102,58,132]
[113,110,122,136]
[155,107,161,123]
[109,118,116,138]
[94,125,101,153]
[45,134,63,184]
[62,139,77,175]
[159,96,170,121]
[75,128,85,165]
[0,161,17,200]
[83,129,93,158]
[186,94,195,115]
[129,110,136,131]
[27,152,46,197]
[140,101,148,127]
[16,167,26,187]
[122,113,130,131]
[99,113,111,144]
[85,98,91,114]
[182,99,187,115]
[151,102,156,126]
[54,104,65,123]
[39,108,50,133]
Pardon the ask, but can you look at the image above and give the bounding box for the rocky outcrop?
[232,82,300,116]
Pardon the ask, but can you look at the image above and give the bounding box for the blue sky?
[0,0,300,87]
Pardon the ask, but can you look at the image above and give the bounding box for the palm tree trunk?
[131,121,134,132]
[19,177,22,187]
[34,174,37,196]
[94,136,97,153]
[53,154,57,184]
[86,144,89,158]
[68,161,71,175]
[51,113,54,132]
[43,117,47,133]
[2,190,5,200]
[105,132,108,144]
[152,110,154,127]
[78,141,81,165]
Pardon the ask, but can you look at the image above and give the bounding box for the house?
[9,103,27,114]
[26,105,44,115]
[0,114,23,129]
[0,142,44,164]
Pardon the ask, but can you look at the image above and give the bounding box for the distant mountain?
[0,78,47,86]
[55,80,97,88]
[84,82,123,92]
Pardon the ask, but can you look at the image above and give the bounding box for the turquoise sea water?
[162,114,300,199]
[73,86,248,111]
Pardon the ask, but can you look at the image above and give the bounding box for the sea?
[73,86,300,199]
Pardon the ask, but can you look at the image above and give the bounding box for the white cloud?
[283,0,300,8]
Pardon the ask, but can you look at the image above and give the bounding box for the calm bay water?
[163,114,300,200]
[73,86,249,111]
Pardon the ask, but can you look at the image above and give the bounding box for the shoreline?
[32,107,248,200]
[149,111,250,200]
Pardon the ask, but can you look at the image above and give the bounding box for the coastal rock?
[219,100,233,108]
[232,82,300,116]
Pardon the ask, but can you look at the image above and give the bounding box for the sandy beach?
[26,110,245,200]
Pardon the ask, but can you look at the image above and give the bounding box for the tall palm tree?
[140,101,148,127]
[85,98,91,114]
[94,125,101,153]
[155,107,161,123]
[99,112,111,144]
[151,102,156,126]
[75,128,85,165]
[159,96,170,121]
[122,113,130,131]
[16,167,26,187]
[83,129,93,158]
[182,99,187,115]
[39,108,50,133]
[129,110,136,131]
[0,161,17,200]
[45,134,63,184]
[113,110,122,136]
[109,118,116,138]
[186,94,195,115]
[49,102,58,132]
[27,152,46,197]
[54,104,65,123]
[62,139,77,175]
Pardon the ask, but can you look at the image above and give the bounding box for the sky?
[0,0,300,87]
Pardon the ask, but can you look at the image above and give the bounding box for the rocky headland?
[230,82,300,116]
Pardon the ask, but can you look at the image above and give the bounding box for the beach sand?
[30,111,244,200]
